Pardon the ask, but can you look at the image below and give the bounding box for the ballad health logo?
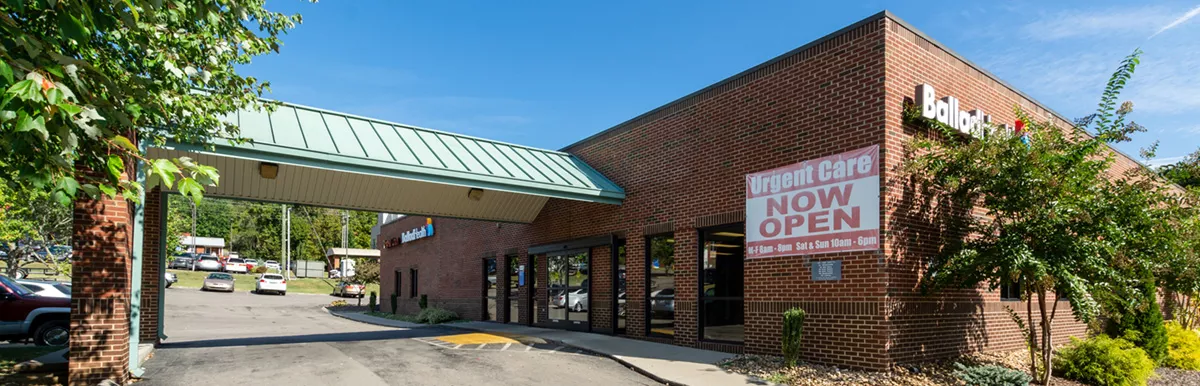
[384,218,435,248]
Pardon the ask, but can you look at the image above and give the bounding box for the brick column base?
[70,192,132,385]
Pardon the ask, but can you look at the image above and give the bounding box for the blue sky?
[244,1,1200,165]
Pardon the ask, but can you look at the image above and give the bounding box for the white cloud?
[1021,7,1174,41]
[1146,155,1187,167]
[1150,4,1200,38]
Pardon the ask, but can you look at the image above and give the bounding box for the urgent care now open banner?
[745,145,881,259]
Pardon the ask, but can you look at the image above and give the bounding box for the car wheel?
[166,282,172,288]
[573,303,583,312]
[281,292,286,296]
[33,320,69,346]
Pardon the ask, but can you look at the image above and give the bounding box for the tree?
[907,50,1165,384]
[0,182,72,277]
[0,1,302,206]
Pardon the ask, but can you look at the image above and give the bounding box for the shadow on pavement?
[160,327,456,349]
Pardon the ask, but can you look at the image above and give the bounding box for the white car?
[255,273,287,295]
[553,288,589,312]
[224,258,249,274]
[195,255,222,271]
[264,260,281,270]
[16,279,71,298]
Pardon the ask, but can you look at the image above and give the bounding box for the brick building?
[375,11,1160,369]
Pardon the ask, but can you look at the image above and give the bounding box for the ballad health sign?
[745,145,880,259]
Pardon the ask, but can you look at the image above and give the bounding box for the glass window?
[394,271,402,299]
[616,242,627,334]
[410,269,419,298]
[646,234,675,338]
[485,258,498,321]
[1001,281,1021,301]
[548,255,568,321]
[508,256,520,323]
[568,253,589,322]
[700,224,745,343]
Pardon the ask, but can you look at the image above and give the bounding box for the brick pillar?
[591,245,613,332]
[673,223,699,347]
[139,187,163,343]
[70,178,133,385]
[497,254,509,323]
[625,231,646,337]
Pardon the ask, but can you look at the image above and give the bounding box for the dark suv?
[0,275,70,346]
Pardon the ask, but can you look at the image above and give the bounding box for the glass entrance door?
[545,250,589,331]
[484,258,497,322]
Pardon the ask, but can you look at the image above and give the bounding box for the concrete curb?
[323,308,429,329]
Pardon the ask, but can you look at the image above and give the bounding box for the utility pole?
[190,200,197,254]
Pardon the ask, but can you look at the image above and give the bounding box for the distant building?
[369,213,405,249]
[326,248,381,277]
[179,235,226,256]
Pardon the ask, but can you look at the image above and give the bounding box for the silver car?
[201,273,235,292]
[194,255,222,272]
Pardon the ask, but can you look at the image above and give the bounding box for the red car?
[0,275,70,346]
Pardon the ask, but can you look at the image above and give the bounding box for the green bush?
[953,363,1031,386]
[1054,335,1156,386]
[390,293,399,315]
[1115,275,1168,363]
[1165,321,1200,370]
[368,291,378,312]
[419,294,428,310]
[416,307,458,324]
[782,307,805,366]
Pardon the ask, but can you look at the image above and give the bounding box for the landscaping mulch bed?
[325,305,369,313]
[1150,368,1200,386]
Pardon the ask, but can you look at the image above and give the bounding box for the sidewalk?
[328,310,771,386]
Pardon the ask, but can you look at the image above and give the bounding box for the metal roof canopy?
[148,101,624,223]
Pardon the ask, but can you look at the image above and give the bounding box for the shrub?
[368,291,378,312]
[390,293,399,315]
[416,307,458,324]
[1114,274,1169,363]
[1165,321,1200,370]
[1054,335,1156,386]
[782,307,805,366]
[419,294,428,310]
[953,363,1031,386]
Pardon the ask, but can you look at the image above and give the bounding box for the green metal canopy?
[147,101,624,223]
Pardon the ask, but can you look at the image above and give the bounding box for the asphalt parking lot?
[138,288,657,386]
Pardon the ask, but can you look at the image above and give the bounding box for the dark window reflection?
[485,258,497,322]
[548,252,589,322]
[616,243,627,334]
[508,255,520,323]
[646,235,675,338]
[700,224,744,343]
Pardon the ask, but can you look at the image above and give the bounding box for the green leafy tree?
[0,1,302,206]
[907,50,1167,384]
[0,182,72,277]
[1159,148,1200,190]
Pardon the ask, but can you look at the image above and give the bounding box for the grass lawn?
[168,269,379,296]
[0,345,60,377]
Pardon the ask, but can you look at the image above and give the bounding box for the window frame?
[1000,280,1022,301]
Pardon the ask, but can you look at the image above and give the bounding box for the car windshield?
[228,258,244,263]
[0,275,34,296]
[263,274,284,280]
[208,273,233,280]
[266,260,277,264]
[54,284,71,294]
[200,256,218,261]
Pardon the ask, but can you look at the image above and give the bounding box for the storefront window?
[508,255,520,323]
[616,242,627,334]
[700,224,745,343]
[485,258,497,321]
[646,234,675,338]
[548,251,589,322]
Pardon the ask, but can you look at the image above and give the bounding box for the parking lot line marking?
[477,344,486,350]
[524,345,532,352]
[454,344,463,349]
[502,343,512,351]
[550,346,564,353]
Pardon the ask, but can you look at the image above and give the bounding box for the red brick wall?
[879,17,1097,363]
[70,167,133,385]
[140,188,163,343]
[379,16,893,368]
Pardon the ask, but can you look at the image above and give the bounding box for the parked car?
[333,281,365,298]
[194,255,222,272]
[201,273,235,292]
[565,288,589,312]
[255,274,287,295]
[224,258,249,274]
[650,288,675,316]
[170,254,196,270]
[16,280,71,298]
[164,272,177,288]
[0,275,70,346]
[264,260,281,270]
[243,259,259,271]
